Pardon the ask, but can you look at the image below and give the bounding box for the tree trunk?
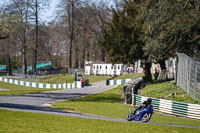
[33,0,39,74]
[68,0,75,69]
[0,36,9,40]
[144,62,152,82]
[23,29,27,75]
[24,50,27,75]
[157,58,168,81]
[7,53,12,75]
[74,42,79,68]
[101,47,105,62]
[81,43,86,68]
[159,58,166,70]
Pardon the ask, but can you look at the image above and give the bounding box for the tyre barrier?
[132,94,200,120]
[0,77,82,89]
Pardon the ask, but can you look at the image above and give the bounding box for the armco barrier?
[0,77,82,89]
[106,78,139,85]
[132,94,200,120]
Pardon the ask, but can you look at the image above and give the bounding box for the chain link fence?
[176,53,200,103]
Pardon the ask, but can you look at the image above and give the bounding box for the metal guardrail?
[132,94,200,120]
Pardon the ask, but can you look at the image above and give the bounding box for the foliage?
[102,0,200,82]
[141,0,200,60]
[102,2,144,64]
[0,8,19,39]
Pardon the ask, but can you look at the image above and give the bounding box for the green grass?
[0,109,199,133]
[0,82,59,95]
[87,76,112,84]
[40,74,112,84]
[39,74,75,84]
[53,86,200,127]
[114,73,144,80]
[138,80,199,104]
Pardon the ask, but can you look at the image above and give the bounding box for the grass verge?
[0,82,59,95]
[39,74,75,84]
[53,86,200,127]
[87,76,112,84]
[138,80,199,104]
[0,109,199,133]
[39,74,112,84]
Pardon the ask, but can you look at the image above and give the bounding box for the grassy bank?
[139,80,199,104]
[0,109,199,133]
[0,82,59,95]
[53,86,200,127]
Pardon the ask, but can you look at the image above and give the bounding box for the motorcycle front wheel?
[127,113,134,121]
[142,112,152,122]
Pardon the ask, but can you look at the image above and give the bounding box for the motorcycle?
[127,104,153,122]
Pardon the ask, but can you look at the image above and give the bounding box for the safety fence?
[176,53,200,103]
[132,94,200,120]
[106,78,140,85]
[0,77,82,89]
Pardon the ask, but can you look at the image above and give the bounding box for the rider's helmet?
[147,98,152,104]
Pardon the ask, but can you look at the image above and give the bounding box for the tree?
[102,1,152,81]
[0,1,23,75]
[24,0,49,74]
[7,0,33,75]
[141,0,200,68]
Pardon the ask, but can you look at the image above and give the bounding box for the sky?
[41,0,60,22]
[42,0,117,22]
[0,0,117,22]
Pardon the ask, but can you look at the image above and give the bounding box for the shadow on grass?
[0,103,90,116]
[145,79,175,85]
[15,92,90,100]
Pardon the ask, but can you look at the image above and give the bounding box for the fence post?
[194,63,198,100]
[187,60,191,95]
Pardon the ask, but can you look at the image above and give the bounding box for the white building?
[85,63,123,76]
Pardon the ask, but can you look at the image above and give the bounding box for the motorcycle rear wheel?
[142,112,152,122]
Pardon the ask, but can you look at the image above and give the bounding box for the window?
[100,66,102,69]
[94,66,95,69]
[97,65,99,69]
[111,66,113,69]
[105,65,107,69]
[118,66,120,69]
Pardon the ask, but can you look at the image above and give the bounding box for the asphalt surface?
[0,80,200,129]
[0,88,8,91]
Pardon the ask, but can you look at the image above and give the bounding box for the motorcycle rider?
[133,98,152,115]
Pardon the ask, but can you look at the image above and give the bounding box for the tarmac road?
[0,80,200,129]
